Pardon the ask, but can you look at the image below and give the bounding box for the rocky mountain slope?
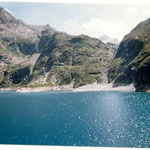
[108,18,150,91]
[0,7,115,88]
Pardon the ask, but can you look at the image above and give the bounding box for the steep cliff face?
[0,65,30,87]
[108,18,150,91]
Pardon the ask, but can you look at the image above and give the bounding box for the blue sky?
[1,2,150,40]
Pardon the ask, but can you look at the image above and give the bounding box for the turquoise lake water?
[0,91,149,147]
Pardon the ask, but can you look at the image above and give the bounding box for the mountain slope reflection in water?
[0,91,149,147]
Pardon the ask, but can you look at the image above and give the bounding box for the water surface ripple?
[0,91,149,147]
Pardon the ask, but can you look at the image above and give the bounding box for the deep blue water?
[0,91,149,147]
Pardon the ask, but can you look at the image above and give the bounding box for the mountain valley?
[1,6,150,92]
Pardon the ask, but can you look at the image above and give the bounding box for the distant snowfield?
[0,145,148,150]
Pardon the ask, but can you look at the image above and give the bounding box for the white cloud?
[60,17,132,40]
[79,18,129,40]
[57,5,150,40]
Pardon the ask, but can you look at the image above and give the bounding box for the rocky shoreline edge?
[0,83,135,93]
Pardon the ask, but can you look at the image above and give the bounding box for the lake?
[0,91,149,147]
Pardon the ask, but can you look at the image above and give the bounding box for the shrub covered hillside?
[28,30,114,88]
[108,18,150,91]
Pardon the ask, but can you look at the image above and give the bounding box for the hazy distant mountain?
[99,35,120,44]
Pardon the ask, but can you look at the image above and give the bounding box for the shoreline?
[0,83,135,93]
